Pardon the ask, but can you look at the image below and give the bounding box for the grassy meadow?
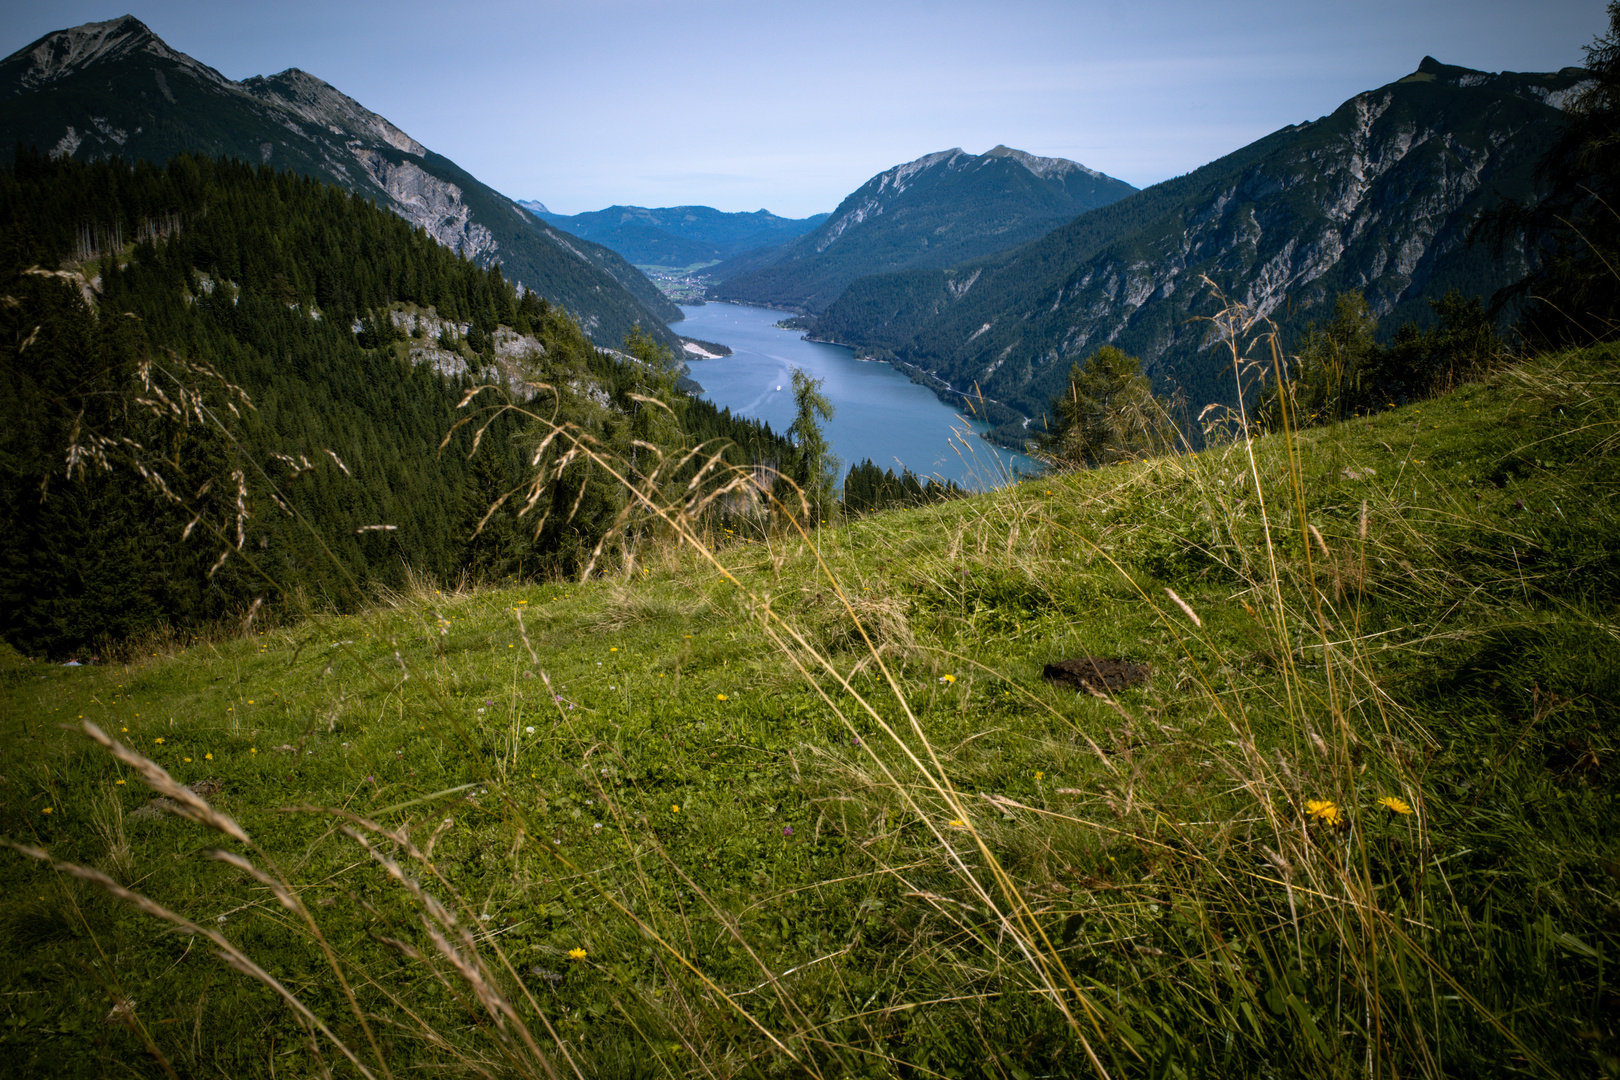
[2,343,1617,1078]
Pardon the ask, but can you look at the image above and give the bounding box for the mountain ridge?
[524,202,830,269]
[810,58,1588,442]
[706,145,1138,314]
[0,15,683,349]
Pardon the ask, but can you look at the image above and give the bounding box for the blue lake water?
[672,302,1030,490]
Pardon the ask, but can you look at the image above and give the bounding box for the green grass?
[2,346,1617,1078]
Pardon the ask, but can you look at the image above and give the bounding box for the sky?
[0,0,1610,217]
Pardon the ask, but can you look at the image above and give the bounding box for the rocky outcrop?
[354,149,496,261]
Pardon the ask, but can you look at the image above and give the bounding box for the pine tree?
[1037,346,1172,469]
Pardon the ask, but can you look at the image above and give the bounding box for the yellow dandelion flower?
[41,807,52,815]
[1305,799,1340,826]
[568,947,587,960]
[938,674,956,684]
[115,780,125,786]
[716,693,727,701]
[153,737,164,745]
[205,753,213,761]
[610,647,618,652]
[671,804,680,813]
[249,747,257,754]
[948,818,967,828]
[1376,796,1413,815]
[1034,771,1044,781]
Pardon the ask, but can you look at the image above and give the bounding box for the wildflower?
[1376,795,1413,815]
[205,753,213,761]
[671,805,680,813]
[948,818,967,829]
[610,647,618,652]
[568,947,587,960]
[938,674,956,684]
[1034,771,1044,781]
[249,747,257,754]
[153,737,164,745]
[41,807,53,815]
[184,757,192,763]
[716,693,728,701]
[782,825,793,836]
[115,780,125,785]
[526,726,535,734]
[1305,799,1341,826]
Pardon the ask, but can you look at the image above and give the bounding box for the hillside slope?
[2,341,1615,1077]
[0,15,683,348]
[0,152,797,657]
[708,145,1137,313]
[814,58,1588,436]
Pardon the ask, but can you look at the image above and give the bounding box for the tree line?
[0,152,803,657]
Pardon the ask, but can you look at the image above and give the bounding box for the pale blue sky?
[1,0,1608,216]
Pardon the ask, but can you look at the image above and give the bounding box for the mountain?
[706,145,1138,314]
[0,15,683,349]
[810,60,1590,442]
[521,202,830,269]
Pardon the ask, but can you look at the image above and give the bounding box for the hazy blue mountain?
[706,145,1138,314]
[811,58,1590,443]
[519,202,830,269]
[0,15,683,348]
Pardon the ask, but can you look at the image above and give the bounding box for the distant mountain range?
[706,145,1138,314]
[521,202,830,269]
[809,58,1589,441]
[0,15,683,349]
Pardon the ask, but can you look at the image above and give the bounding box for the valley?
[1,9,1617,1080]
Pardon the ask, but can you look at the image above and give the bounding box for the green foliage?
[839,458,962,516]
[1260,289,1503,429]
[1036,345,1175,468]
[787,367,836,518]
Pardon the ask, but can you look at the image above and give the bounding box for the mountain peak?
[4,16,167,91]
[981,144,1105,181]
[0,15,235,99]
[242,67,426,157]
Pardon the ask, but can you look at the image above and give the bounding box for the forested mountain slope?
[0,15,683,350]
[708,145,1137,314]
[0,152,796,657]
[813,58,1588,441]
[523,202,829,269]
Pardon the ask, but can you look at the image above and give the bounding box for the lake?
[671,302,1030,490]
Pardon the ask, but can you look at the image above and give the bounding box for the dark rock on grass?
[1043,657,1151,693]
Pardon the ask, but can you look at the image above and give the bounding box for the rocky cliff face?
[0,16,682,350]
[815,58,1587,430]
